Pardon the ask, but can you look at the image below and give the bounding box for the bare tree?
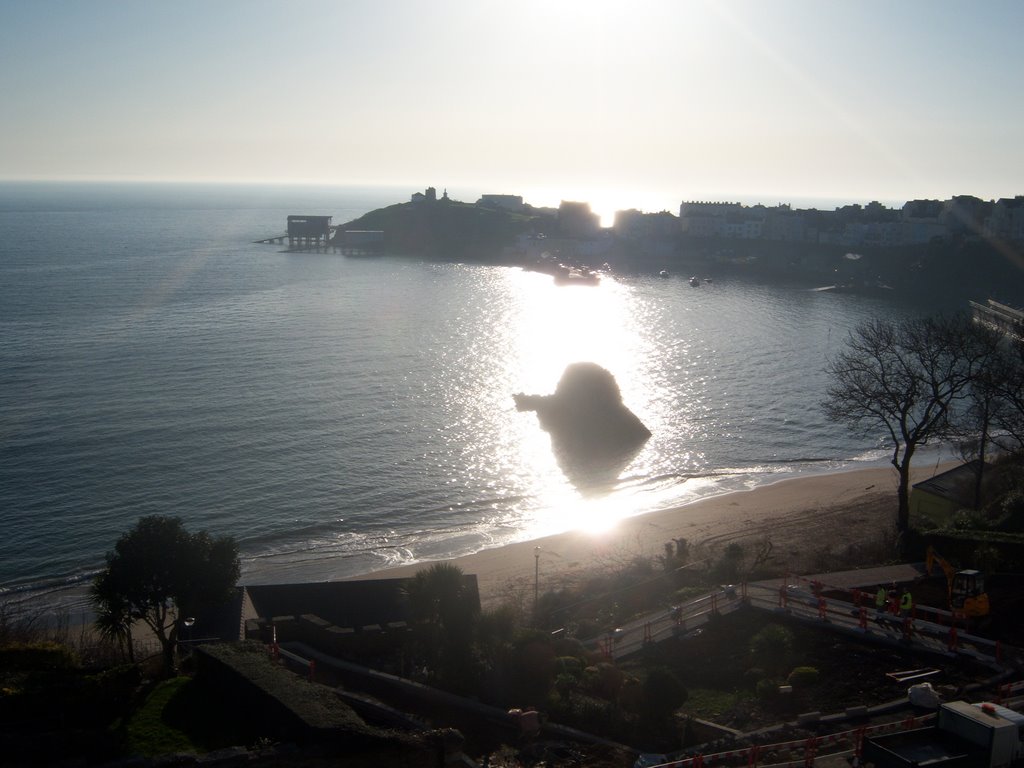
[822,314,1000,533]
[990,337,1024,450]
[953,330,1024,506]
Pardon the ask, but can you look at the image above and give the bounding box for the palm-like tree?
[91,578,135,662]
[404,562,478,676]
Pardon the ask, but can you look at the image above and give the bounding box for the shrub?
[787,666,819,688]
[583,662,624,699]
[749,624,794,675]
[744,667,766,688]
[643,667,688,721]
[0,641,78,671]
[553,672,578,698]
[951,510,982,531]
[1000,491,1024,531]
[711,543,746,583]
[755,678,779,701]
[555,655,584,678]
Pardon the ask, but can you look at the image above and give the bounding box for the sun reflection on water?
[492,267,667,540]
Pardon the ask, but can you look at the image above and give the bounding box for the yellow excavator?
[925,545,990,618]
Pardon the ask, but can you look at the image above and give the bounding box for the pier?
[255,215,384,254]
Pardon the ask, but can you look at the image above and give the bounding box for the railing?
[647,713,937,768]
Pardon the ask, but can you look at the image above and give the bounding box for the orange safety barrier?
[803,736,818,768]
[853,727,867,758]
[651,713,937,768]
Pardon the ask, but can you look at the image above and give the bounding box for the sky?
[2,0,1022,217]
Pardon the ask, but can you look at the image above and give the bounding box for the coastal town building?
[411,186,449,204]
[557,200,601,239]
[677,195,1024,248]
[286,215,332,248]
[612,209,678,240]
[986,196,1024,242]
[476,193,525,211]
[411,186,436,204]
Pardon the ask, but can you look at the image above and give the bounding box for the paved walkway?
[587,565,1010,668]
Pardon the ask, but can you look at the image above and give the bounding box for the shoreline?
[348,462,958,608]
[17,461,957,627]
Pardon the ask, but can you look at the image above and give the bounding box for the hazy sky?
[2,0,1022,213]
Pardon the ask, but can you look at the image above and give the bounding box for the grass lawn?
[123,674,255,756]
[123,677,198,756]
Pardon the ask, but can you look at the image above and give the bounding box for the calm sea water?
[0,182,957,615]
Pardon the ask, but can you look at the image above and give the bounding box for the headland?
[275,186,1024,308]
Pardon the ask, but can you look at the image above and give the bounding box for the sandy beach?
[352,462,957,609]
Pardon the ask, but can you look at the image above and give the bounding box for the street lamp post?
[534,547,541,623]
[183,617,195,655]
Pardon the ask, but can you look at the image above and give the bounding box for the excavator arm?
[926,545,955,597]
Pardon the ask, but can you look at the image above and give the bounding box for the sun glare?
[507,269,641,392]
[498,267,657,538]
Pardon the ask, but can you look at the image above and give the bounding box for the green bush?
[643,667,688,721]
[556,655,584,677]
[0,641,78,671]
[951,510,982,530]
[787,666,819,688]
[1000,491,1024,531]
[744,667,766,688]
[749,624,794,675]
[583,662,624,699]
[711,543,746,583]
[755,678,779,701]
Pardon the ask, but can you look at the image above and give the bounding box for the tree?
[822,314,1000,533]
[91,516,239,675]
[642,667,688,723]
[404,562,479,686]
[989,337,1024,450]
[93,589,135,663]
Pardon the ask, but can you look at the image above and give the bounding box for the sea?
[0,181,965,620]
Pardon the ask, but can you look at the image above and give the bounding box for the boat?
[554,267,600,286]
[658,270,670,278]
[689,276,701,287]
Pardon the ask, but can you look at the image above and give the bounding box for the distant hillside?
[336,198,547,261]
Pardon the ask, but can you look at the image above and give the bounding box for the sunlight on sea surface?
[487,268,676,540]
